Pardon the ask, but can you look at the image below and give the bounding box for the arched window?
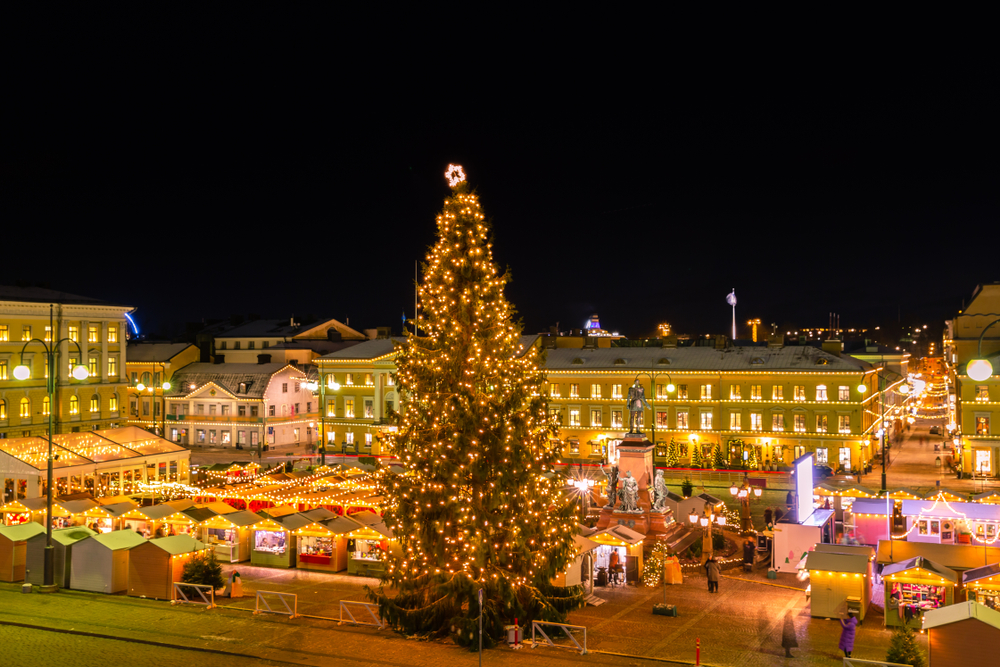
[69,396,79,415]
[0,398,6,420]
[109,393,118,412]
[140,372,152,386]
[20,397,30,418]
[90,394,100,412]
[42,396,50,415]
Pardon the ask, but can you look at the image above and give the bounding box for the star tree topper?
[444,163,466,187]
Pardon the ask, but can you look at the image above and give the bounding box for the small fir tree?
[681,477,694,498]
[664,438,680,468]
[885,625,926,667]
[691,445,704,469]
[181,551,225,591]
[711,444,728,470]
[367,166,581,647]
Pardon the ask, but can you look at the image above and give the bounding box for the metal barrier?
[253,590,298,618]
[531,620,587,655]
[843,660,912,667]
[338,600,385,628]
[171,582,216,609]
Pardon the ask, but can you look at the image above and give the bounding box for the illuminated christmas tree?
[367,165,582,647]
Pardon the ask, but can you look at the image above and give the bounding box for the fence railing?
[171,582,216,609]
[253,590,298,618]
[530,620,587,655]
[338,600,385,628]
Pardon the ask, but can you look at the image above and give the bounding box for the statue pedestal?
[596,434,679,546]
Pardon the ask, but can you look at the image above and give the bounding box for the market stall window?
[255,530,287,555]
[299,535,333,564]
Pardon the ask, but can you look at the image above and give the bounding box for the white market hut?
[25,525,97,588]
[128,535,208,600]
[772,509,835,574]
[294,514,359,574]
[552,532,600,593]
[806,549,873,622]
[0,522,46,582]
[70,529,147,593]
[589,524,646,585]
[202,510,261,563]
[344,510,395,577]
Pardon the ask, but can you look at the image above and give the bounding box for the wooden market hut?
[850,498,892,545]
[805,550,873,621]
[294,514,358,573]
[251,514,308,569]
[923,601,1000,666]
[0,498,38,526]
[344,510,395,577]
[551,532,600,594]
[128,535,208,600]
[202,509,260,563]
[588,524,646,584]
[0,522,46,582]
[70,529,147,593]
[961,563,1000,609]
[883,556,958,628]
[25,525,96,588]
[99,501,140,532]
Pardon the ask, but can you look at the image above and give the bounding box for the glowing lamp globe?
[689,510,699,524]
[666,383,676,393]
[136,383,146,391]
[968,359,993,382]
[12,365,31,380]
[716,516,726,526]
[72,365,90,380]
[754,487,763,498]
[332,382,342,391]
[857,384,868,394]
[699,516,709,528]
[729,483,739,496]
[162,381,171,391]
[899,384,910,394]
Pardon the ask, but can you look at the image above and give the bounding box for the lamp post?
[729,472,763,534]
[12,304,90,592]
[135,378,171,437]
[632,368,674,447]
[308,372,341,466]
[689,503,725,563]
[570,478,595,520]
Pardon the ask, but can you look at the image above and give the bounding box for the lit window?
[772,413,784,431]
[651,410,666,427]
[0,325,7,341]
[977,416,991,436]
[70,358,80,376]
[750,412,762,431]
[20,398,30,418]
[612,384,623,399]
[0,361,7,380]
[816,385,828,401]
[108,357,117,377]
[88,326,98,343]
[700,411,713,429]
[69,396,79,415]
[44,326,51,342]
[88,358,98,377]
[365,374,373,386]
[90,394,100,412]
[793,386,805,401]
[108,326,117,343]
[839,415,852,434]
[977,386,990,401]
[550,383,560,397]
[569,409,580,426]
[209,430,217,444]
[42,396,50,415]
[109,394,118,412]
[0,399,5,420]
[591,384,602,399]
[815,414,827,433]
[839,447,851,470]
[68,326,78,342]
[611,410,623,428]
[22,325,31,341]
[222,431,231,444]
[345,399,354,419]
[365,433,373,446]
[346,432,355,445]
[730,385,741,400]
[327,375,337,388]
[750,385,762,400]
[345,374,354,385]
[816,447,828,464]
[569,384,579,398]
[364,399,374,418]
[701,385,712,400]
[591,409,602,427]
[197,429,205,443]
[386,374,395,386]
[772,385,783,400]
[730,411,742,430]
[326,400,335,417]
[676,409,688,428]
[677,385,688,399]
[838,386,849,401]
[794,414,807,432]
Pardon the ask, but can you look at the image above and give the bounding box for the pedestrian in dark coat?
[838,612,858,657]
[764,507,773,526]
[704,556,720,593]
[781,610,798,657]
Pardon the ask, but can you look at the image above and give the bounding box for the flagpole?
[731,288,736,340]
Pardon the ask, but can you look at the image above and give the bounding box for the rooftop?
[544,345,871,373]
[0,285,132,309]
[126,343,197,363]
[167,363,304,399]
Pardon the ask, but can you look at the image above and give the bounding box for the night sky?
[5,66,997,342]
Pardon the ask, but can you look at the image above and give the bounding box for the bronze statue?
[626,379,650,433]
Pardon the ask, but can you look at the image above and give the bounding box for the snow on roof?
[544,345,869,372]
[126,343,196,363]
[167,363,303,398]
[923,600,1000,631]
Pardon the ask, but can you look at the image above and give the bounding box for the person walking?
[764,506,773,527]
[838,611,858,658]
[781,610,798,658]
[705,556,720,593]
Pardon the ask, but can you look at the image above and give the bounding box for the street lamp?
[690,503,725,562]
[12,304,89,592]
[135,379,171,436]
[729,473,762,533]
[966,318,1000,382]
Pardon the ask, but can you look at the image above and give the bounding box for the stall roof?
[973,491,1000,505]
[884,488,923,500]
[814,543,876,560]
[697,493,725,508]
[570,534,600,556]
[97,426,188,455]
[0,435,91,470]
[260,505,299,519]
[9,497,48,512]
[276,514,314,531]
[923,490,968,503]
[346,510,393,538]
[815,481,878,498]
[181,507,217,524]
[805,551,870,574]
[801,509,835,527]
[50,526,97,545]
[90,530,147,551]
[139,503,189,521]
[59,499,99,515]
[302,508,339,523]
[217,510,263,527]
[0,523,46,541]
[900,499,1000,521]
[101,501,140,518]
[878,540,1000,570]
[590,524,645,545]
[323,516,366,535]
[962,563,1000,586]
[852,499,891,516]
[202,502,239,515]
[166,499,195,512]
[883,556,957,583]
[923,601,1000,631]
[98,495,135,506]
[147,535,206,555]
[50,432,142,463]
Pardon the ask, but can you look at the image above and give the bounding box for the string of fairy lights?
[888,492,1000,544]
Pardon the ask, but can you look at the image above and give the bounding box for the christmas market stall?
[877,539,1000,580]
[805,549,873,622]
[202,510,261,563]
[24,526,96,588]
[0,497,44,526]
[883,556,958,628]
[0,522,45,582]
[973,491,1000,506]
[589,524,646,585]
[922,601,1000,666]
[294,513,357,573]
[849,498,892,546]
[772,509,835,573]
[344,510,395,578]
[551,532,600,593]
[251,513,309,569]
[70,530,147,593]
[98,501,141,532]
[123,500,195,538]
[961,563,1000,610]
[899,497,1000,545]
[128,535,209,600]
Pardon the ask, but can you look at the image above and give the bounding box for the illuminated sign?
[793,452,814,524]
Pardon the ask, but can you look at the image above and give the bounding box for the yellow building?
[544,337,882,472]
[125,343,201,435]
[0,287,132,439]
[945,284,1000,477]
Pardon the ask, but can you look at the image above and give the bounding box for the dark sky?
[4,62,998,341]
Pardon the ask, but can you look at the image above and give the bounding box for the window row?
[323,430,374,447]
[322,373,390,388]
[0,394,119,420]
[551,406,853,433]
[0,324,118,343]
[1,357,117,380]
[549,382,853,402]
[325,397,383,419]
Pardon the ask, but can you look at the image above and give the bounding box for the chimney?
[213,354,225,364]
[715,335,728,350]
[376,326,391,340]
[257,353,272,364]
[821,340,843,357]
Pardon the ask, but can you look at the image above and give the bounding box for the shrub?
[885,625,925,667]
[181,551,225,591]
[681,478,694,498]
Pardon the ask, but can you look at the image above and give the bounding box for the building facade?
[0,287,132,439]
[204,317,366,366]
[125,342,200,436]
